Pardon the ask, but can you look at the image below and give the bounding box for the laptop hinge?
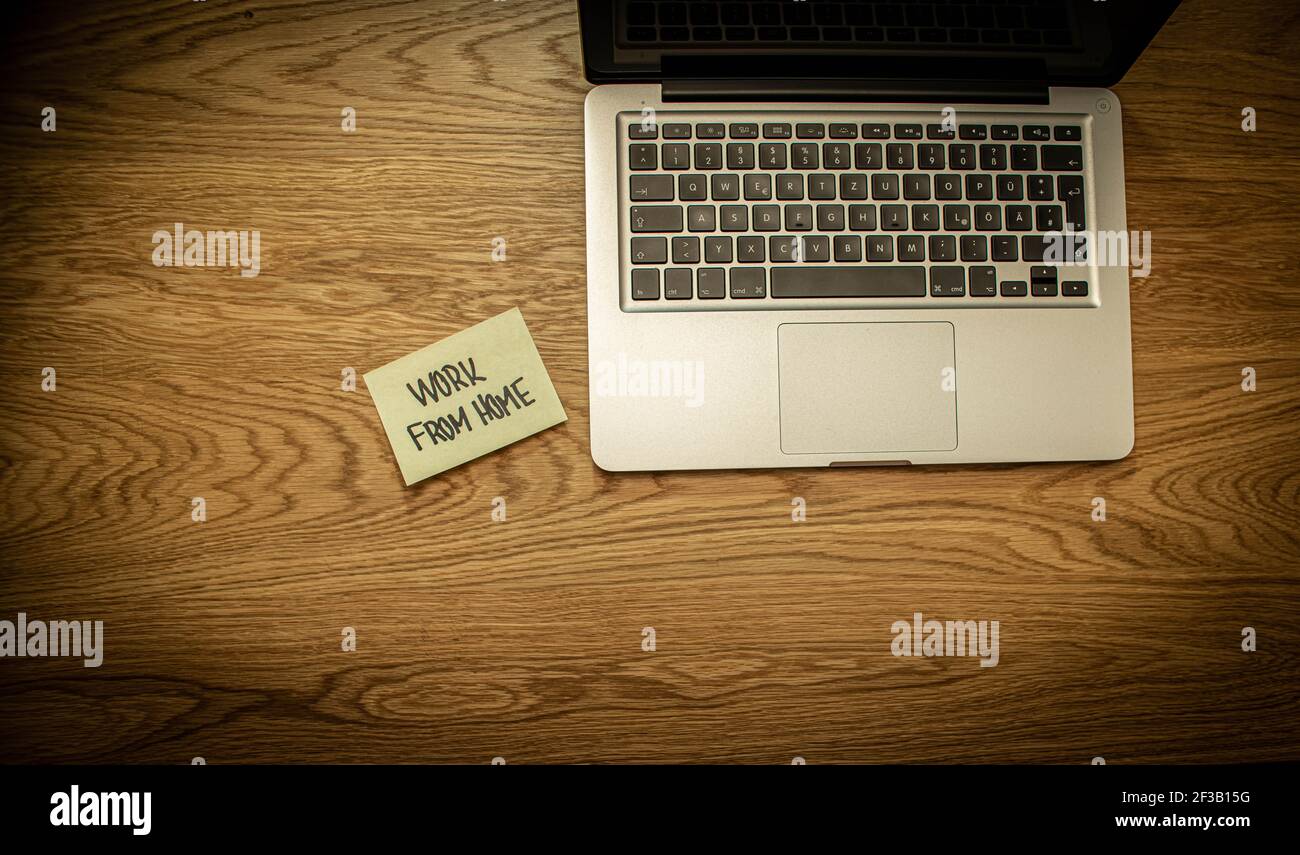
[661,78,1049,105]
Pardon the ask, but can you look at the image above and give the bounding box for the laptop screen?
[578,0,1181,87]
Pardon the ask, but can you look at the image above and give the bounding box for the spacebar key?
[771,266,927,298]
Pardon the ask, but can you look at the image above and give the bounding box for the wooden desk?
[1,0,1297,764]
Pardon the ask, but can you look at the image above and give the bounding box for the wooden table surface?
[1,0,1297,764]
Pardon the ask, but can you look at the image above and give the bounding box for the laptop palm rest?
[777,322,958,456]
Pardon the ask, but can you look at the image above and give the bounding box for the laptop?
[579,0,1180,471]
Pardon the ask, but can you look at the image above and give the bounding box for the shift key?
[630,205,684,232]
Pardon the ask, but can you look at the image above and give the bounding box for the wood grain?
[0,0,1297,764]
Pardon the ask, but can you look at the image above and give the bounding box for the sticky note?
[364,308,567,485]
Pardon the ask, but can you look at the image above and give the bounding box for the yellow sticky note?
[363,308,567,485]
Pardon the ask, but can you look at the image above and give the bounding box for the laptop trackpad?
[778,322,957,455]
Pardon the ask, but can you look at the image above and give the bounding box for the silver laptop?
[579,0,1179,471]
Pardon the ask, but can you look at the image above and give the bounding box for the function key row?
[630,122,1083,142]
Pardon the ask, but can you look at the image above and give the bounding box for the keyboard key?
[833,234,863,261]
[861,123,891,139]
[671,236,700,263]
[696,123,725,139]
[770,266,927,298]
[744,174,772,200]
[979,144,1007,171]
[720,205,748,231]
[958,124,987,140]
[997,174,1024,201]
[886,143,915,169]
[710,174,739,200]
[969,266,997,296]
[687,205,716,231]
[762,123,792,139]
[792,143,820,168]
[1062,280,1089,296]
[918,143,946,169]
[934,174,962,200]
[965,174,993,200]
[991,235,1018,261]
[631,236,670,262]
[817,204,845,231]
[759,143,788,169]
[664,268,692,299]
[629,144,657,170]
[662,143,691,169]
[991,125,1019,140]
[726,143,755,169]
[736,235,765,262]
[784,204,813,231]
[829,123,858,139]
[769,235,799,263]
[630,206,683,232]
[911,204,939,231]
[926,124,955,140]
[903,174,931,200]
[1024,125,1051,141]
[960,235,987,261]
[848,204,877,230]
[1027,175,1053,200]
[663,123,692,139]
[839,173,868,199]
[802,236,830,261]
[854,142,884,170]
[943,204,971,231]
[929,235,957,261]
[697,268,726,298]
[1031,265,1058,285]
[870,174,899,200]
[897,235,925,261]
[949,144,976,170]
[630,175,674,201]
[704,236,733,263]
[880,204,908,230]
[894,123,923,139]
[931,266,965,297]
[1000,280,1028,297]
[1059,176,1086,229]
[1006,205,1032,231]
[1054,125,1082,141]
[628,123,657,140]
[730,267,766,298]
[631,268,660,299]
[796,123,826,139]
[806,174,834,200]
[1041,145,1083,171]
[974,205,1001,230]
[694,143,723,169]
[678,174,707,200]
[866,235,894,261]
[1032,280,1059,297]
[1036,204,1063,231]
[823,143,852,169]
[730,122,759,139]
[776,173,804,200]
[753,205,782,231]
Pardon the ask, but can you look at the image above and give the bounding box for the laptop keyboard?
[620,112,1095,310]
